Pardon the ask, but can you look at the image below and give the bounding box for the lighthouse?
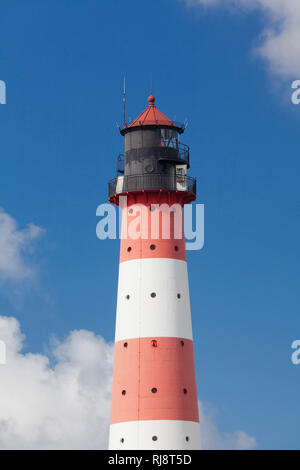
[108,92,201,450]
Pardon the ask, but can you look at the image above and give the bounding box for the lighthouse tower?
[108,93,201,450]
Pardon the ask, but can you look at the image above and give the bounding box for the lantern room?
[109,94,196,203]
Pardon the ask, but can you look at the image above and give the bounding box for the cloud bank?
[0,209,43,283]
[184,0,300,79]
[0,316,113,449]
[0,316,256,449]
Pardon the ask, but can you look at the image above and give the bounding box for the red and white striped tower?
[108,93,200,450]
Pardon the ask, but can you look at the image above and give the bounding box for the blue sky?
[0,0,300,450]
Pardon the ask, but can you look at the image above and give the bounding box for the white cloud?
[199,402,256,450]
[0,315,256,450]
[184,0,300,79]
[0,316,113,449]
[0,209,44,282]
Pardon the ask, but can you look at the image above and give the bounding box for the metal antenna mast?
[123,76,126,128]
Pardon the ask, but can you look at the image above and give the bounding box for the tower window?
[151,387,157,394]
[122,390,126,396]
[177,293,181,299]
[152,436,158,441]
[180,340,185,347]
[183,388,187,394]
[124,342,128,348]
[150,244,156,250]
[174,246,179,252]
[127,247,132,253]
[120,438,124,443]
[186,436,190,442]
[150,292,156,298]
[129,208,133,214]
[151,339,158,348]
[126,294,130,300]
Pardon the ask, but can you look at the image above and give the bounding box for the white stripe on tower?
[109,421,201,450]
[108,195,201,450]
[115,258,193,341]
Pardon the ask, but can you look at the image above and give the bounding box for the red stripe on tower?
[108,93,201,450]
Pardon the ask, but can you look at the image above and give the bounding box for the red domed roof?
[127,94,179,130]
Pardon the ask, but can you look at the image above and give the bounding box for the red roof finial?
[148,94,155,106]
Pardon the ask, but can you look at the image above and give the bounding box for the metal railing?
[120,142,190,167]
[108,173,196,199]
[159,141,189,166]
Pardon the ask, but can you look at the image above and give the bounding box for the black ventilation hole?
[151,339,158,348]
[150,244,156,250]
[177,293,181,299]
[186,436,190,442]
[127,247,132,252]
[183,388,187,394]
[180,340,185,347]
[174,245,179,252]
[126,294,130,300]
[120,438,124,443]
[124,342,128,348]
[152,436,158,441]
[122,390,126,396]
[151,387,157,394]
[150,292,156,298]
